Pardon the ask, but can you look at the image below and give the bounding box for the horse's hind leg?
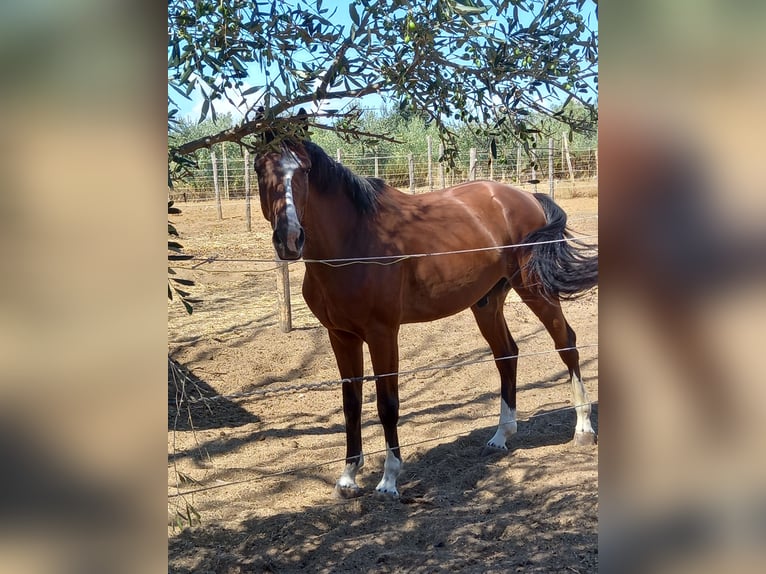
[471,279,519,450]
[515,287,597,445]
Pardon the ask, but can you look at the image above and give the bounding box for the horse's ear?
[296,108,309,140]
[255,106,277,145]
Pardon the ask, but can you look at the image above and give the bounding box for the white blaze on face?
[279,151,303,253]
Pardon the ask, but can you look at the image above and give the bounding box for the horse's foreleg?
[516,288,596,445]
[368,330,401,499]
[329,329,365,498]
[471,282,519,450]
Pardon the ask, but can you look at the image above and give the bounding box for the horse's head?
[254,139,311,260]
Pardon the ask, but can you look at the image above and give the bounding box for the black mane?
[302,141,385,214]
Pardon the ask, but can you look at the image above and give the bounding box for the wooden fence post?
[374,153,379,178]
[210,148,222,219]
[275,260,292,333]
[594,148,599,179]
[244,148,252,232]
[408,153,415,193]
[548,138,555,199]
[438,143,446,189]
[469,147,477,181]
[222,143,230,200]
[516,145,522,184]
[427,135,433,192]
[562,133,575,192]
[336,148,342,163]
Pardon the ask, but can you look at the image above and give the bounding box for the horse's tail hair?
[522,193,598,300]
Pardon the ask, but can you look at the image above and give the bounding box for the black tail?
[522,193,598,300]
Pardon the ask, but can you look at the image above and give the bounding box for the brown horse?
[254,136,597,499]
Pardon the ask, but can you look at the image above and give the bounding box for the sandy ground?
[168,190,598,573]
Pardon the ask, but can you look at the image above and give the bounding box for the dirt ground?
[168,189,598,573]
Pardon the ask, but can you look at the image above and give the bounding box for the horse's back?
[442,180,544,213]
[409,180,547,241]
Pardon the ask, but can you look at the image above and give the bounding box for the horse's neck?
[303,182,368,259]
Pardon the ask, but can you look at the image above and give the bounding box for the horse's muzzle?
[272,226,305,260]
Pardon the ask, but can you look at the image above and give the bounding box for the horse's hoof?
[333,484,363,500]
[573,431,597,446]
[373,487,400,501]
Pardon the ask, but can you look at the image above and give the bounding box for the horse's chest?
[302,270,400,330]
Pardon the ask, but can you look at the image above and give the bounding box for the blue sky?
[172,1,382,122]
[171,0,597,123]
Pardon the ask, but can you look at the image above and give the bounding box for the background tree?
[168,0,598,160]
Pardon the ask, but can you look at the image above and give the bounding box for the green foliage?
[309,101,595,176]
[168,0,598,157]
[169,113,249,194]
[168,201,199,314]
[170,498,201,532]
[534,99,597,148]
[169,113,236,150]
[311,107,434,153]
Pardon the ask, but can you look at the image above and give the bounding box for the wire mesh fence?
[169,141,598,203]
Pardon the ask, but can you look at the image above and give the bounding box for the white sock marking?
[570,374,595,435]
[375,444,401,497]
[487,400,517,449]
[336,452,364,490]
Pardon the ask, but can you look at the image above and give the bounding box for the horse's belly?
[400,264,505,323]
[302,257,509,329]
